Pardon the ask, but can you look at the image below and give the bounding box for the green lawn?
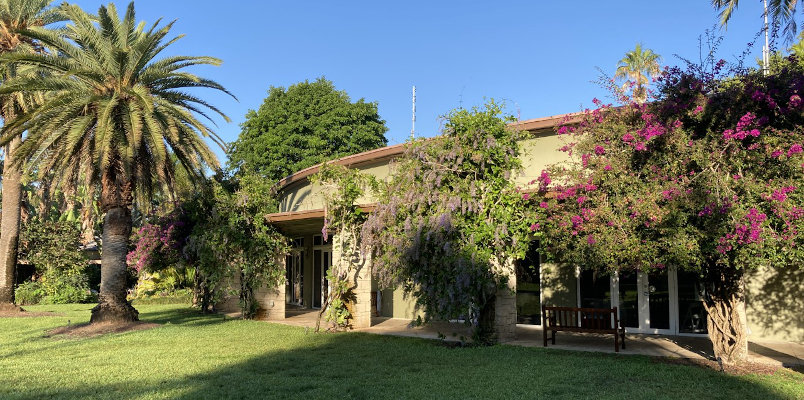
[0,304,801,400]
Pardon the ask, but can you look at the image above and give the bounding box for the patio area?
[276,308,803,370]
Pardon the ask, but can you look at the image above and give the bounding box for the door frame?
[311,234,332,310]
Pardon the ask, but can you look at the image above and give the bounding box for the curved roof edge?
[276,143,406,190]
[276,111,582,192]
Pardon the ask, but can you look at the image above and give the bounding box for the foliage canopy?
[229,77,388,181]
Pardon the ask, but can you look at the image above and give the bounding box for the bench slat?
[542,305,625,352]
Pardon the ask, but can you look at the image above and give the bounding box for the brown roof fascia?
[266,204,378,223]
[275,111,584,193]
[512,111,585,133]
[276,143,406,191]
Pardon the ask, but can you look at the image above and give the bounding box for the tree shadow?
[14,332,800,400]
[138,307,228,327]
[745,266,804,342]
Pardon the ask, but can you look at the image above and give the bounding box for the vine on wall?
[311,163,378,331]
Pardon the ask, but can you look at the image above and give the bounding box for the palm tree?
[713,0,800,43]
[0,0,62,306]
[614,43,662,104]
[0,2,233,322]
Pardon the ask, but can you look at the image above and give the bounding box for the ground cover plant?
[0,304,801,399]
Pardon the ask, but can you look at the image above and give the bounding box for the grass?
[0,304,801,400]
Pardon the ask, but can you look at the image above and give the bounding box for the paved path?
[274,309,803,369]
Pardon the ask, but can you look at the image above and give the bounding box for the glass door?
[312,235,332,310]
[677,270,708,334]
[286,252,303,305]
[515,243,541,325]
[615,270,673,334]
[313,250,322,308]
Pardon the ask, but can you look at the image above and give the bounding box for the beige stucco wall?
[540,263,578,308]
[278,132,572,213]
[378,286,422,320]
[514,133,573,187]
[745,265,804,342]
[278,160,394,213]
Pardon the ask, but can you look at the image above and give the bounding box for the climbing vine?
[362,101,533,343]
[310,163,378,331]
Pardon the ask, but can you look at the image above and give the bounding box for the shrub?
[14,281,44,305]
[17,220,93,304]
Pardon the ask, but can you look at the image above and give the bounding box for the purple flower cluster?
[723,112,760,141]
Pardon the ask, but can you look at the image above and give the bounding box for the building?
[219,113,804,343]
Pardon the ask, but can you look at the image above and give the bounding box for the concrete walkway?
[276,309,803,369]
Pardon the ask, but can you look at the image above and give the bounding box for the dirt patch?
[656,356,804,377]
[0,304,61,318]
[45,321,160,338]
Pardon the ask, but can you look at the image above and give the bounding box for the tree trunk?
[239,269,256,319]
[91,172,138,323]
[475,294,497,345]
[702,268,748,364]
[37,179,50,221]
[0,136,23,304]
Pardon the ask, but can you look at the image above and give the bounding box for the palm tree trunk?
[90,175,138,323]
[0,135,23,304]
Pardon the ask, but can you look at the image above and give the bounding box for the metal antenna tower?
[410,85,416,140]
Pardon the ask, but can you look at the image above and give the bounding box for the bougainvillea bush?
[536,57,804,363]
[363,101,532,342]
[127,210,191,274]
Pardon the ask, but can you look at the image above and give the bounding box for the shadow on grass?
[138,307,227,327]
[24,331,802,400]
[1,307,225,360]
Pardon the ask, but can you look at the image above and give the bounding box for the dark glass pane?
[313,250,322,308]
[618,271,639,328]
[580,270,611,309]
[678,270,708,333]
[314,236,322,246]
[648,270,670,329]
[299,253,304,304]
[516,243,540,324]
[285,255,292,303]
[323,252,330,299]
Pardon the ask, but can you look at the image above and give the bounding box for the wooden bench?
[542,305,626,352]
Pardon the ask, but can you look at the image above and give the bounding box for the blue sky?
[71,1,779,164]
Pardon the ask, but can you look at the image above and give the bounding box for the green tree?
[0,0,63,306]
[228,78,388,181]
[614,43,661,104]
[0,2,232,323]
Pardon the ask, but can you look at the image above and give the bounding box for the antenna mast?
[410,85,416,140]
[763,0,769,76]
